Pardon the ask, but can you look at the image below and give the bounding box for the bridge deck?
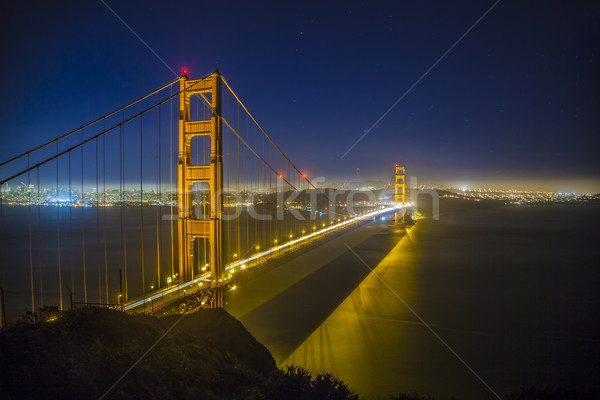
[225,219,404,363]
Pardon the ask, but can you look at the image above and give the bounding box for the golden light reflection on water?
[273,207,600,399]
[282,226,424,397]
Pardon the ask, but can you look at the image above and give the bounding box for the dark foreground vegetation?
[0,308,595,400]
[0,308,356,400]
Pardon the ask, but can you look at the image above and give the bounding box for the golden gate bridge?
[0,69,405,325]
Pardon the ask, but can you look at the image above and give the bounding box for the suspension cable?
[103,129,108,305]
[220,115,298,191]
[27,155,35,322]
[194,91,298,191]
[140,108,145,300]
[221,77,315,189]
[36,168,43,308]
[81,131,87,304]
[0,77,182,167]
[56,142,63,311]
[156,101,161,289]
[0,78,207,186]
[96,136,101,305]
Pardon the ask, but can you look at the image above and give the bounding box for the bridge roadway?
[224,218,404,365]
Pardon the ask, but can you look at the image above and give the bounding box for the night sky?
[1,1,599,191]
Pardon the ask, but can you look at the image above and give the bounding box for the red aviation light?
[302,173,307,179]
[278,174,284,179]
[182,68,189,76]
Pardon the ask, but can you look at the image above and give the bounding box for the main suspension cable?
[221,77,316,189]
[0,78,207,186]
[0,77,182,168]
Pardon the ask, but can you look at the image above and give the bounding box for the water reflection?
[283,206,600,399]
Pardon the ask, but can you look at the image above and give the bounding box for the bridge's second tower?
[395,165,405,225]
[178,71,223,297]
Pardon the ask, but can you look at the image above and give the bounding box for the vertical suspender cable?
[56,143,63,311]
[260,126,264,250]
[169,85,174,282]
[236,101,240,258]
[37,168,43,308]
[96,136,101,305]
[27,155,35,322]
[226,92,230,262]
[81,131,87,304]
[270,132,274,246]
[253,124,257,254]
[202,98,207,273]
[0,171,5,325]
[140,110,145,298]
[69,151,74,300]
[245,113,248,256]
[120,113,128,301]
[156,101,161,289]
[103,125,108,304]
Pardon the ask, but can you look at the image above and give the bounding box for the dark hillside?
[0,308,277,400]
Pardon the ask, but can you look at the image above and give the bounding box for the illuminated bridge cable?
[0,77,206,186]
[156,101,161,290]
[56,142,63,311]
[0,77,182,168]
[68,151,74,303]
[102,130,108,305]
[96,136,101,305]
[140,107,145,303]
[169,84,174,282]
[222,78,316,188]
[121,112,128,301]
[27,155,35,322]
[220,115,298,190]
[81,130,87,304]
[0,170,5,324]
[222,77,346,217]
[194,91,298,191]
[37,168,43,308]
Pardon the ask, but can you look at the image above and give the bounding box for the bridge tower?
[178,70,224,304]
[395,165,405,225]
